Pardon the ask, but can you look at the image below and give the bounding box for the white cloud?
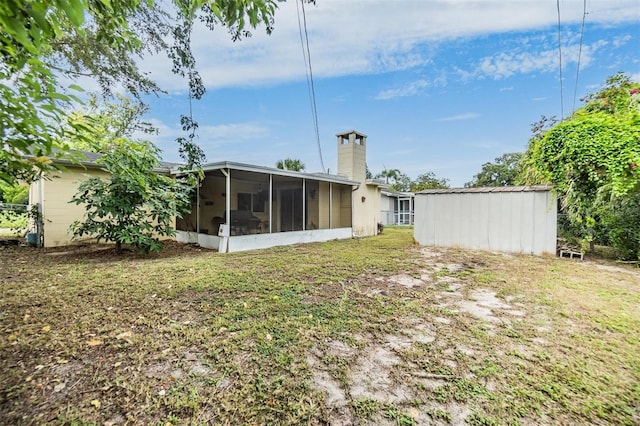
[374,79,430,100]
[612,35,632,48]
[198,123,271,142]
[134,118,272,161]
[434,113,480,122]
[466,39,608,80]
[136,0,639,92]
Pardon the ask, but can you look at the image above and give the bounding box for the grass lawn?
[0,227,638,425]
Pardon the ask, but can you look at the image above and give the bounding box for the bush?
[0,183,29,205]
[605,194,640,261]
[0,210,28,229]
[70,140,192,254]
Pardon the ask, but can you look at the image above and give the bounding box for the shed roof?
[416,185,553,195]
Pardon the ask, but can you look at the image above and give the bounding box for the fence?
[0,203,28,213]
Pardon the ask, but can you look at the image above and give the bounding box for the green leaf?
[68,84,85,92]
[59,0,85,27]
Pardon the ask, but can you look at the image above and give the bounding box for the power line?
[556,0,564,120]
[572,0,588,116]
[296,0,325,172]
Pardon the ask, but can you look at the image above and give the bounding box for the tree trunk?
[116,241,122,254]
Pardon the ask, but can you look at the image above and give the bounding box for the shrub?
[0,210,28,229]
[605,193,640,261]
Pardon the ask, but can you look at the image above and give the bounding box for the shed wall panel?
[414,189,556,255]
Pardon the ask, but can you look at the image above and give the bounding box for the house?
[27,152,180,248]
[380,189,414,226]
[413,186,557,255]
[28,130,384,252]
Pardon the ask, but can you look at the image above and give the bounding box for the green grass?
[0,227,638,425]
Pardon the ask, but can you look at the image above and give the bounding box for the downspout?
[352,185,358,234]
[37,174,44,247]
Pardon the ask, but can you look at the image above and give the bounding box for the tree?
[410,172,449,191]
[70,141,192,254]
[373,168,449,192]
[391,172,412,192]
[525,73,640,256]
[276,158,305,171]
[1,0,283,184]
[0,181,29,204]
[465,153,523,187]
[519,115,559,186]
[375,168,401,184]
[373,168,411,191]
[63,94,157,152]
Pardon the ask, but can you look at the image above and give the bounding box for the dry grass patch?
[0,228,638,425]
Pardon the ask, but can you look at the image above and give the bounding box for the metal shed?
[413,186,557,255]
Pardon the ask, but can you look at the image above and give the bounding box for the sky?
[133,0,640,187]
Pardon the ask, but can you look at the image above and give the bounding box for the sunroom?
[174,162,358,253]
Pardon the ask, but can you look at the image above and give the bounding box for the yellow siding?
[40,167,109,247]
[37,167,177,247]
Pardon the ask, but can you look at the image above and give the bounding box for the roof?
[36,150,360,186]
[416,185,553,195]
[381,188,414,197]
[180,161,360,186]
[336,130,368,138]
[24,150,176,173]
[365,178,387,188]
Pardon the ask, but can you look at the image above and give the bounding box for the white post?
[329,182,333,229]
[269,174,273,233]
[196,176,200,234]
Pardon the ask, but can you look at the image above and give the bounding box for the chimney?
[336,130,367,182]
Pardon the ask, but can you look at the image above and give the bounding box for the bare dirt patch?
[1,229,638,425]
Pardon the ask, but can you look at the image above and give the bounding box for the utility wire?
[556,0,564,120]
[572,0,588,116]
[296,0,326,172]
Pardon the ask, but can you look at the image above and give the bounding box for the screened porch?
[175,163,357,252]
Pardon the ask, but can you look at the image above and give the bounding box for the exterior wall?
[177,228,353,253]
[414,190,557,255]
[34,166,178,248]
[329,185,351,229]
[317,181,330,229]
[227,228,352,252]
[380,194,396,225]
[33,167,110,247]
[352,184,381,237]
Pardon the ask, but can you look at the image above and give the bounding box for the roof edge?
[416,185,553,194]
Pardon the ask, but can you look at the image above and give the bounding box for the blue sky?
[133,0,639,187]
